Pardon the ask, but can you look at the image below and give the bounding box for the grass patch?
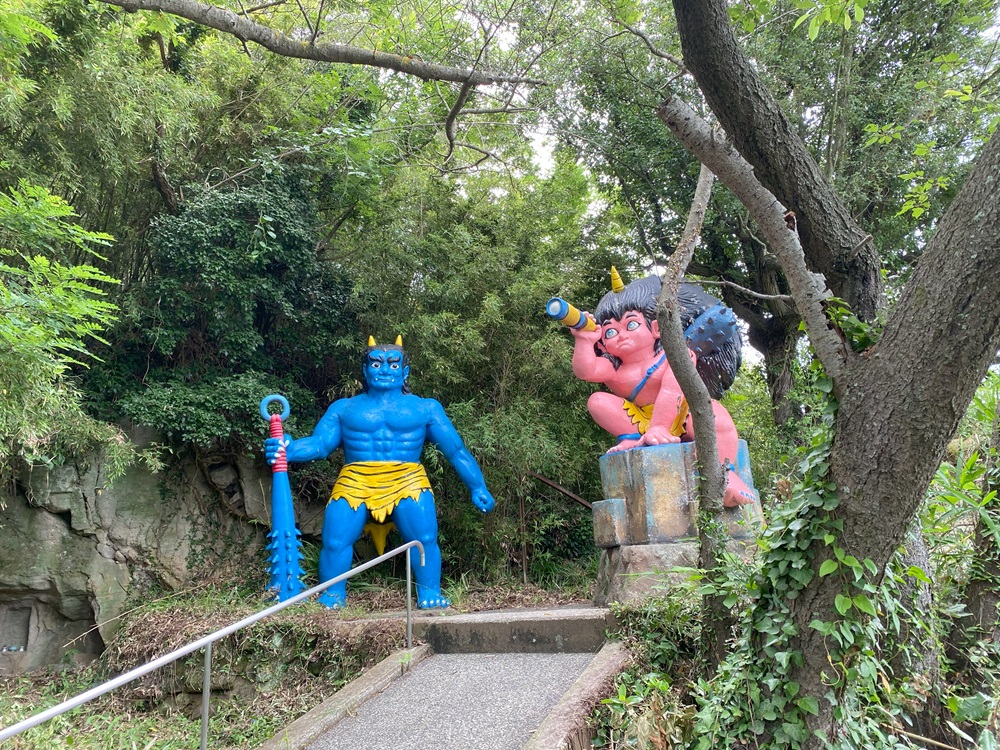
[1,569,592,748]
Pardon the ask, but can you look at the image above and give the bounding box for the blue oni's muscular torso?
[265,343,494,609]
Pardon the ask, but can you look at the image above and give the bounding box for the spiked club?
[259,395,305,601]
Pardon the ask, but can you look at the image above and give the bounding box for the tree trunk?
[661,3,1000,736]
[789,126,1000,737]
[672,0,882,322]
[747,318,800,427]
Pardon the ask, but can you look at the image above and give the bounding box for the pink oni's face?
[600,310,659,361]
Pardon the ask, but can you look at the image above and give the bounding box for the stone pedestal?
[592,442,762,606]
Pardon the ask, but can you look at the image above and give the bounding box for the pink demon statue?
[547,268,757,508]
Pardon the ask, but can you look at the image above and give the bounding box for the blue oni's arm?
[265,402,344,465]
[426,400,495,513]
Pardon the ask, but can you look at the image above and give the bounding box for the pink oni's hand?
[569,312,602,343]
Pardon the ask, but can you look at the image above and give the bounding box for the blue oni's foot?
[417,594,451,610]
[317,590,346,609]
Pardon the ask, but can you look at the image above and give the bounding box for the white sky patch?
[529,124,556,177]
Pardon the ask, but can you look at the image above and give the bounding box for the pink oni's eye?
[627,320,640,331]
[604,328,619,340]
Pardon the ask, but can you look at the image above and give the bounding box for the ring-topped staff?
[259,394,306,601]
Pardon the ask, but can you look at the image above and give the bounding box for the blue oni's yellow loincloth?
[623,400,655,434]
[330,461,432,523]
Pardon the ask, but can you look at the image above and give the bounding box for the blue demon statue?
[264,336,494,609]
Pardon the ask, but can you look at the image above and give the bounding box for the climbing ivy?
[689,397,926,748]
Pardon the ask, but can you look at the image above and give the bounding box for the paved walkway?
[305,652,595,750]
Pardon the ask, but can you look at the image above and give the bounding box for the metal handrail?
[0,540,426,747]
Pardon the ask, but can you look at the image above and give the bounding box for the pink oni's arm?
[570,319,616,383]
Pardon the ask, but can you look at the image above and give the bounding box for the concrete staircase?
[258,606,626,750]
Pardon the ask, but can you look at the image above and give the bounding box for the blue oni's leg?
[392,491,449,609]
[317,499,368,608]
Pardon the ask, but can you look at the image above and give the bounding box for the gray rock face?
[0,436,272,675]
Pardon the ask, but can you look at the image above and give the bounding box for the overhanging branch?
[657,96,850,394]
[98,0,547,86]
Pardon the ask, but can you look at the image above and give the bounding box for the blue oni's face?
[364,349,409,392]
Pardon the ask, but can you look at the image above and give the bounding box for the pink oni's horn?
[259,394,305,601]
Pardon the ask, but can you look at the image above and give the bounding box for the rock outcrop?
[0,429,272,674]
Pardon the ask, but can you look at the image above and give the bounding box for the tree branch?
[672,0,882,321]
[659,163,721,508]
[657,163,735,667]
[657,96,850,394]
[696,279,795,304]
[98,0,547,86]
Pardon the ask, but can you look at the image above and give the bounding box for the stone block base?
[593,543,700,606]
[594,540,758,606]
[593,442,762,548]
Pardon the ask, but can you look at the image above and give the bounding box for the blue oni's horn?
[259,394,305,602]
[545,297,598,332]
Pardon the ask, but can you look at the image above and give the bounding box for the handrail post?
[201,642,212,750]
[406,548,413,649]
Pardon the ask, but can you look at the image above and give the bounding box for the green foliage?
[791,0,868,40]
[823,296,881,352]
[0,180,116,368]
[120,372,317,450]
[88,178,357,451]
[0,3,57,123]
[592,591,702,747]
[0,178,132,474]
[681,389,933,748]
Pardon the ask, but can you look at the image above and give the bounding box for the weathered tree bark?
[95,0,545,86]
[796,128,1000,739]
[672,0,882,322]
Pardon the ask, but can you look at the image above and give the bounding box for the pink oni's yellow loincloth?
[623,400,655,434]
[622,398,690,438]
[330,461,432,523]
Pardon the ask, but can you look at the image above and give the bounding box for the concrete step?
[259,642,628,750]
[413,605,615,654]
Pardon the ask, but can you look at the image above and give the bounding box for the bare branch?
[98,0,547,86]
[292,0,313,36]
[610,16,686,71]
[657,96,850,394]
[458,107,534,116]
[443,80,476,162]
[697,279,795,304]
[658,164,722,510]
[237,0,285,14]
[311,0,324,45]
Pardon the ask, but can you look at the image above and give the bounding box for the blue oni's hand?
[264,434,292,465]
[471,487,495,513]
